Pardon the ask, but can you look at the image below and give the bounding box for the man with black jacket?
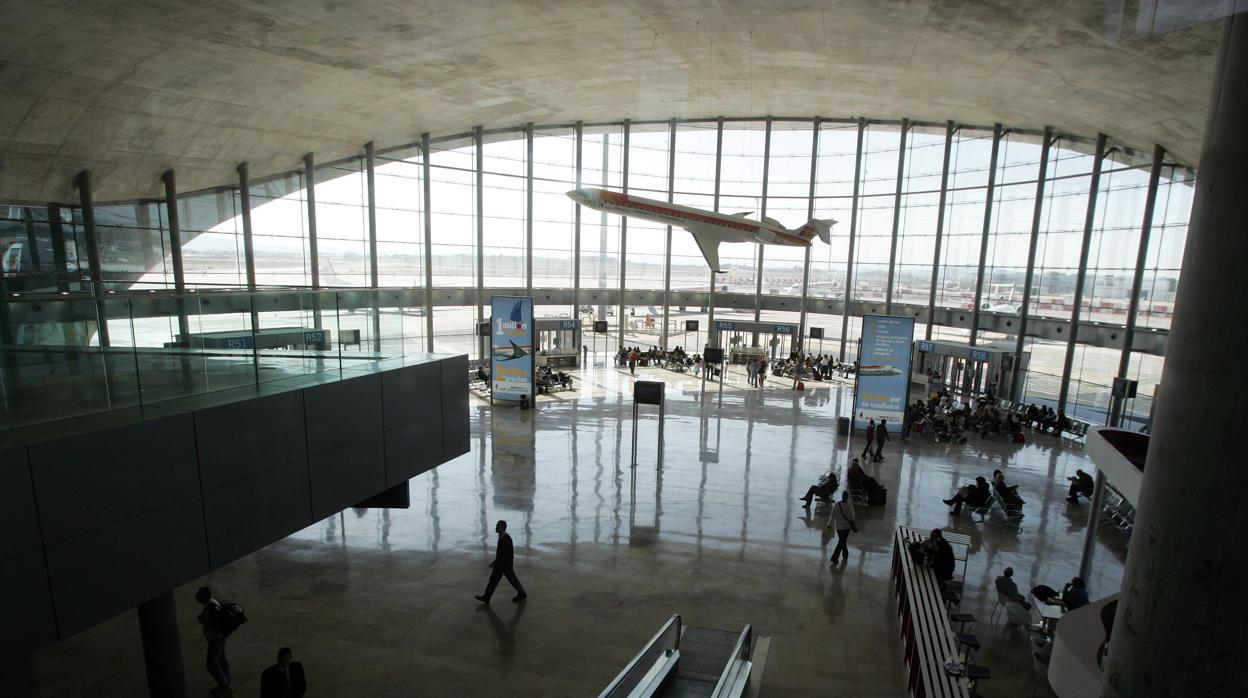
[260,647,307,698]
[196,586,232,697]
[476,520,528,604]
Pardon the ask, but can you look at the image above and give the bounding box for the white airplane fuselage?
[569,188,809,245]
[566,188,834,272]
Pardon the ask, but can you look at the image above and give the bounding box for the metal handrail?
[596,614,682,698]
[710,624,753,698]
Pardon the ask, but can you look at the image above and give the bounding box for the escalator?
[597,615,754,698]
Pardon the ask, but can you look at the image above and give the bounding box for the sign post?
[490,296,535,406]
[632,381,666,469]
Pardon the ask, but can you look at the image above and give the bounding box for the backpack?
[217,601,248,636]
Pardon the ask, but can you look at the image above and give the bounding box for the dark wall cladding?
[0,354,469,664]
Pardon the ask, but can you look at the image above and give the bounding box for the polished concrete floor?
[1,361,1127,696]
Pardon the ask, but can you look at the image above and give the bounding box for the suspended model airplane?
[566,188,836,272]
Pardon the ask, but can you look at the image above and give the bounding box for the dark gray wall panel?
[308,435,386,520]
[440,355,468,412]
[45,496,208,637]
[382,361,440,430]
[30,413,200,544]
[303,374,383,455]
[442,405,470,461]
[0,446,42,561]
[203,459,312,569]
[384,413,442,484]
[196,391,306,490]
[0,549,59,663]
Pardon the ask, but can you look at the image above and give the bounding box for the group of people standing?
[860,417,891,462]
[746,356,770,387]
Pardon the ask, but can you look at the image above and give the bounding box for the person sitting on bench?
[992,469,1024,508]
[943,476,990,515]
[919,529,957,587]
[476,366,489,383]
[798,471,839,508]
[1067,469,1095,503]
[847,458,887,505]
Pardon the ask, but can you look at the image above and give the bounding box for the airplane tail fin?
[803,218,837,245]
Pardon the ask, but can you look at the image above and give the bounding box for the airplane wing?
[685,228,723,272]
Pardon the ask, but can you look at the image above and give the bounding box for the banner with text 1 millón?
[491,296,534,402]
[853,314,916,430]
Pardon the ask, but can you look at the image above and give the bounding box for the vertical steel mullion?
[754,117,772,327]
[237,163,257,292]
[161,170,190,339]
[573,122,583,331]
[969,123,1004,346]
[1117,144,1167,379]
[1009,126,1054,399]
[525,123,534,294]
[885,118,909,315]
[618,120,630,350]
[47,204,69,292]
[708,118,724,343]
[421,134,434,352]
[662,119,676,349]
[303,154,322,330]
[365,142,381,351]
[75,170,109,347]
[1057,133,1108,413]
[476,127,485,362]
[237,162,259,333]
[303,155,321,289]
[838,118,866,361]
[798,118,821,347]
[925,122,955,340]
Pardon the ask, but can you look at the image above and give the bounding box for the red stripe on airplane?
[600,191,809,246]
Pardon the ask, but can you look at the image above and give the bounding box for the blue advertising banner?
[854,314,916,430]
[491,296,534,402]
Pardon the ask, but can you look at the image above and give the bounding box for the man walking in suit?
[476,520,528,604]
[260,647,307,698]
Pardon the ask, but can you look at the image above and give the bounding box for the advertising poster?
[853,314,916,430]
[491,296,534,402]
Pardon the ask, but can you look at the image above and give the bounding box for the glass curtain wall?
[761,122,814,294]
[531,126,576,288]
[2,117,1198,419]
[429,134,476,287]
[482,131,527,287]
[625,123,671,290]
[671,121,719,293]
[893,125,946,306]
[374,146,425,287]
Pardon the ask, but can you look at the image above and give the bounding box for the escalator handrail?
[709,624,753,698]
[596,614,682,698]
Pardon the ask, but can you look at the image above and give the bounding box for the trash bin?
[837,416,850,435]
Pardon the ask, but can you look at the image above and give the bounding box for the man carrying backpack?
[196,586,245,697]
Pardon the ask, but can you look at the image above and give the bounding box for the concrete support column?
[421,133,434,352]
[707,118,724,346]
[618,120,630,351]
[365,142,381,351]
[661,119,676,350]
[1101,10,1248,697]
[797,117,821,345]
[161,170,191,339]
[838,119,866,361]
[137,590,186,698]
[75,170,109,347]
[303,154,323,330]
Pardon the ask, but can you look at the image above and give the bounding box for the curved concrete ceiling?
[0,0,1225,203]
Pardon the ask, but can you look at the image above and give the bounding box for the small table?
[1030,593,1064,634]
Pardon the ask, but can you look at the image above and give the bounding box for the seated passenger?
[943,476,991,514]
[847,457,888,505]
[798,471,839,507]
[992,469,1024,507]
[921,529,957,586]
[1062,576,1090,611]
[1067,469,1095,503]
[995,566,1032,626]
[476,366,489,383]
